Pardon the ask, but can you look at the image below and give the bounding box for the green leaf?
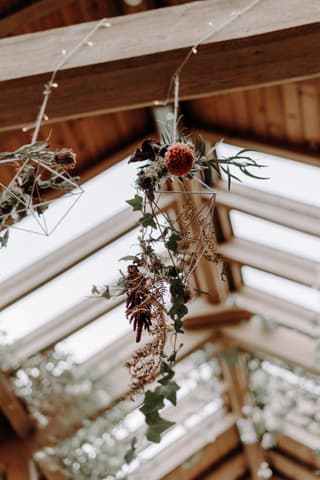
[159,362,175,384]
[126,194,143,211]
[138,213,157,229]
[124,437,137,464]
[139,390,165,415]
[165,233,181,253]
[174,318,184,333]
[119,255,139,262]
[145,413,175,443]
[0,229,9,248]
[101,286,111,299]
[117,277,127,289]
[158,381,180,405]
[113,277,127,295]
[169,278,185,299]
[169,301,188,322]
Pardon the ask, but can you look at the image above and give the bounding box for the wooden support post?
[0,373,34,439]
[219,347,266,480]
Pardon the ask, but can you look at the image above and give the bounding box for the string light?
[158,0,261,110]
[31,17,111,144]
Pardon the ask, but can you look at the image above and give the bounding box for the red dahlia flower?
[164,142,195,176]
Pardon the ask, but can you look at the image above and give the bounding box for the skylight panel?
[58,304,130,363]
[230,210,320,262]
[242,267,320,313]
[0,228,138,342]
[0,157,137,281]
[216,143,320,207]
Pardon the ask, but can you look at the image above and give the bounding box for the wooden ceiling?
[183,79,320,155]
[0,0,320,186]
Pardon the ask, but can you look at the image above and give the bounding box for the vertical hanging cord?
[172,75,180,144]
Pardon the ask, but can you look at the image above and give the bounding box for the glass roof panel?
[0,228,138,342]
[242,266,320,313]
[216,143,320,207]
[230,210,320,262]
[58,303,130,363]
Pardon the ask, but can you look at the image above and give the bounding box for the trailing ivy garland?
[94,131,267,447]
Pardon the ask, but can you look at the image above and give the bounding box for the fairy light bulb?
[85,41,94,47]
[124,0,143,5]
[192,47,198,54]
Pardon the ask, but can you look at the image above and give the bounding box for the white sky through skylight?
[218,142,320,318]
[0,228,139,342]
[231,210,320,262]
[58,303,130,363]
[217,143,320,206]
[242,267,320,313]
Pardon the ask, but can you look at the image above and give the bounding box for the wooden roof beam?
[219,238,318,287]
[215,183,320,238]
[221,316,319,376]
[2,0,320,131]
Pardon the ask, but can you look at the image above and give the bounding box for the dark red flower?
[164,142,195,176]
[128,139,161,163]
[126,265,152,343]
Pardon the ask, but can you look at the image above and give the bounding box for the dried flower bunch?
[94,130,266,445]
[0,141,78,245]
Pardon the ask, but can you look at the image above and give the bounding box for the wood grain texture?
[2,0,320,130]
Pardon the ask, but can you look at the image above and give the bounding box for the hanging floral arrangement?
[93,128,267,444]
[0,141,81,244]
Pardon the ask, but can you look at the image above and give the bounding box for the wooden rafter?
[219,238,318,287]
[221,316,319,376]
[215,183,320,238]
[2,0,320,130]
[219,352,265,480]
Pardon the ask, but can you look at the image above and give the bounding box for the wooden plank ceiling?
[0,0,319,184]
[182,79,320,156]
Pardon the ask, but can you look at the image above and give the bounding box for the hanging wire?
[160,0,261,109]
[30,18,110,144]
[172,75,180,143]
